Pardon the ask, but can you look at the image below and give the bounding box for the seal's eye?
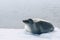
[28,19,33,21]
[28,19,33,24]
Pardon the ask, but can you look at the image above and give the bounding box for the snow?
[0,27,60,40]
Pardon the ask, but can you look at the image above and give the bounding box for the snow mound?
[0,27,60,40]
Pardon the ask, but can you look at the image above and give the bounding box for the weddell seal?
[22,18,54,35]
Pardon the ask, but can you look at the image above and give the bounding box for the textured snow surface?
[0,27,60,40]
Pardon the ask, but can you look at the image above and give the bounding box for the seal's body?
[23,18,54,34]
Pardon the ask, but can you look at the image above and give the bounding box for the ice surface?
[0,27,60,40]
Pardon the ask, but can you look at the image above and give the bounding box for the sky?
[0,0,60,29]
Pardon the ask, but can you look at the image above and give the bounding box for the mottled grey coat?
[23,18,54,34]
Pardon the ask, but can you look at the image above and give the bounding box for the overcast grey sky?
[0,0,60,29]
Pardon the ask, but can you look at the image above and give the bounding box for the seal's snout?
[23,20,25,22]
[23,19,33,24]
[23,20,29,23]
[23,20,26,23]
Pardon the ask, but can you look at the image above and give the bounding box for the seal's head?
[23,19,33,24]
[23,19,34,33]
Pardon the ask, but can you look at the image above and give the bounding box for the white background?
[0,0,60,29]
